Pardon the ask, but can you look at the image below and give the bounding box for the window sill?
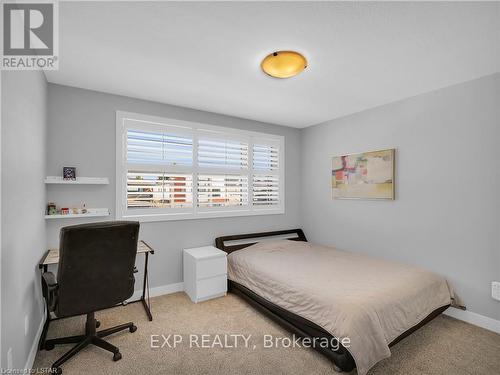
[117,208,285,223]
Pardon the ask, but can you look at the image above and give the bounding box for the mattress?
[227,240,452,375]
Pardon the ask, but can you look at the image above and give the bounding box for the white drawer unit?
[183,246,227,303]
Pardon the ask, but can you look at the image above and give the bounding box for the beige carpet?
[33,292,500,375]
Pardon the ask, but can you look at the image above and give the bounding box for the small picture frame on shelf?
[63,167,76,180]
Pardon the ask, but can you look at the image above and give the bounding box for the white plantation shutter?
[127,171,192,209]
[127,129,192,166]
[124,124,194,215]
[198,137,248,170]
[117,112,284,221]
[253,175,279,206]
[252,142,281,207]
[197,175,249,208]
[253,143,279,171]
[197,133,250,210]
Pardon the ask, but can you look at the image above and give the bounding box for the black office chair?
[41,221,140,374]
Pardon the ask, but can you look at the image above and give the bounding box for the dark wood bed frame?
[215,228,450,372]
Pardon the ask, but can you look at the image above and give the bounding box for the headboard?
[215,229,307,254]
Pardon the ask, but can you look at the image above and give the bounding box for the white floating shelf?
[45,209,110,220]
[45,176,109,185]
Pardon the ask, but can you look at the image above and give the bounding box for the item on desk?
[47,202,57,215]
[81,203,87,214]
[72,208,79,214]
[60,207,69,215]
[63,167,76,180]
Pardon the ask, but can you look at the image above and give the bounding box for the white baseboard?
[444,307,500,334]
[25,306,47,370]
[129,282,184,301]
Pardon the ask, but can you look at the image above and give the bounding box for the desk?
[38,240,154,349]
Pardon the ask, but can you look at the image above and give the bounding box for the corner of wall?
[1,70,48,370]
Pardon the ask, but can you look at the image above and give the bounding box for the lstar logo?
[1,1,58,70]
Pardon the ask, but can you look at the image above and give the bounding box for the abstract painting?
[332,149,395,200]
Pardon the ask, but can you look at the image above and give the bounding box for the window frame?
[116,111,285,222]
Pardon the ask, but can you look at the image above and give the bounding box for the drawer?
[196,256,227,280]
[197,274,227,300]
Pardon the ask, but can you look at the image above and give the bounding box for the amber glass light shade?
[261,51,307,78]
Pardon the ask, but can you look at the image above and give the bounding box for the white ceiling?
[46,1,500,128]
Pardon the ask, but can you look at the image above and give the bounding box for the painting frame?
[332,148,395,200]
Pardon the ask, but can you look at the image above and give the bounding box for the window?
[116,111,284,221]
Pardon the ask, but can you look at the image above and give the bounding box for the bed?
[215,229,452,374]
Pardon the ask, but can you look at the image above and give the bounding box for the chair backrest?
[56,221,140,317]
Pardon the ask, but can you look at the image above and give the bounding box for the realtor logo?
[1,1,58,70]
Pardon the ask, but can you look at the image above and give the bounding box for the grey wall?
[1,71,47,368]
[301,73,500,320]
[46,84,301,288]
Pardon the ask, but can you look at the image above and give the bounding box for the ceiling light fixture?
[261,51,307,79]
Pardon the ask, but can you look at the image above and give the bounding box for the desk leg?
[39,265,51,350]
[141,252,153,321]
[39,313,51,350]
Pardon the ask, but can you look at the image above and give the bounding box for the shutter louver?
[127,171,192,209]
[127,129,192,166]
[253,144,279,171]
[252,175,279,206]
[252,143,280,207]
[198,174,249,208]
[198,137,248,169]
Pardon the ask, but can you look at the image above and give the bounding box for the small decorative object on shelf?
[44,199,109,219]
[63,167,76,180]
[44,207,110,219]
[47,202,57,215]
[46,203,97,216]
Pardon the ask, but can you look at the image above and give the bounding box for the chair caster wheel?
[44,342,55,351]
[129,325,137,333]
[52,367,62,374]
[96,320,101,328]
[113,352,122,361]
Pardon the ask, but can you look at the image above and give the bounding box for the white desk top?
[184,246,226,260]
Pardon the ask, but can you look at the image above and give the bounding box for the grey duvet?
[227,240,452,375]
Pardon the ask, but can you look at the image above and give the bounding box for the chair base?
[43,312,136,374]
